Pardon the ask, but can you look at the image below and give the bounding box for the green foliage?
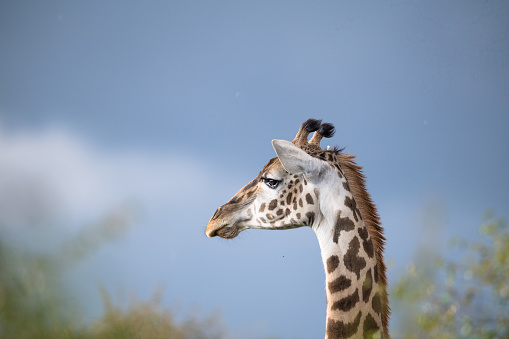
[0,208,230,339]
[0,241,76,339]
[392,212,509,338]
[83,288,228,339]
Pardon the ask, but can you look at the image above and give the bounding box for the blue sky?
[1,1,508,338]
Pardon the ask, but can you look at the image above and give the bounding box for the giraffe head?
[206,118,390,338]
[206,119,340,239]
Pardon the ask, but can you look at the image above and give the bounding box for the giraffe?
[206,119,389,339]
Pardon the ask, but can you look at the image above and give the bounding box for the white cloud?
[0,125,216,229]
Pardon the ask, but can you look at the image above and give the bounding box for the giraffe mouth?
[213,225,241,239]
[206,220,248,239]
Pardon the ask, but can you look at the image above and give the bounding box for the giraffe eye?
[262,178,281,189]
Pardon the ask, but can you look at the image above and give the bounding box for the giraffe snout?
[206,203,245,238]
[206,207,224,237]
[211,206,223,221]
[206,227,217,238]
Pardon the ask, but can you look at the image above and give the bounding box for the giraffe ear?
[272,139,326,181]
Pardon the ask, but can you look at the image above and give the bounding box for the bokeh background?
[1,1,508,338]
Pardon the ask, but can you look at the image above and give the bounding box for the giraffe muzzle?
[211,206,223,221]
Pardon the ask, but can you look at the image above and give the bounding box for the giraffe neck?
[313,209,383,338]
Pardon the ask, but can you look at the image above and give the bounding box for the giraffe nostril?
[211,207,223,221]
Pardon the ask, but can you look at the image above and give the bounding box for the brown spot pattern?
[328,275,351,294]
[344,236,366,279]
[362,269,373,303]
[326,255,340,274]
[363,314,380,339]
[331,289,360,312]
[286,193,293,205]
[343,181,351,192]
[268,199,278,210]
[245,190,255,199]
[210,122,389,337]
[358,227,374,258]
[344,196,361,222]
[326,311,361,339]
[305,193,314,205]
[332,214,355,244]
[372,291,381,315]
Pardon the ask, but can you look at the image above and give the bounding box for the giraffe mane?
[337,152,390,337]
[293,119,389,336]
[331,145,345,154]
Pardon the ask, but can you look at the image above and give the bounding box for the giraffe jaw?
[208,221,307,239]
[214,225,241,239]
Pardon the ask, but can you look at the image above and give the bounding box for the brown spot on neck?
[358,227,374,258]
[326,311,361,339]
[331,289,360,312]
[333,214,355,244]
[372,291,382,315]
[343,236,366,280]
[328,275,351,294]
[338,153,389,335]
[343,181,351,192]
[326,255,340,274]
[362,268,373,303]
[363,314,381,339]
[344,196,361,221]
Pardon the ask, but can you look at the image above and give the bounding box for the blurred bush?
[88,288,227,339]
[0,205,230,339]
[392,211,509,338]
